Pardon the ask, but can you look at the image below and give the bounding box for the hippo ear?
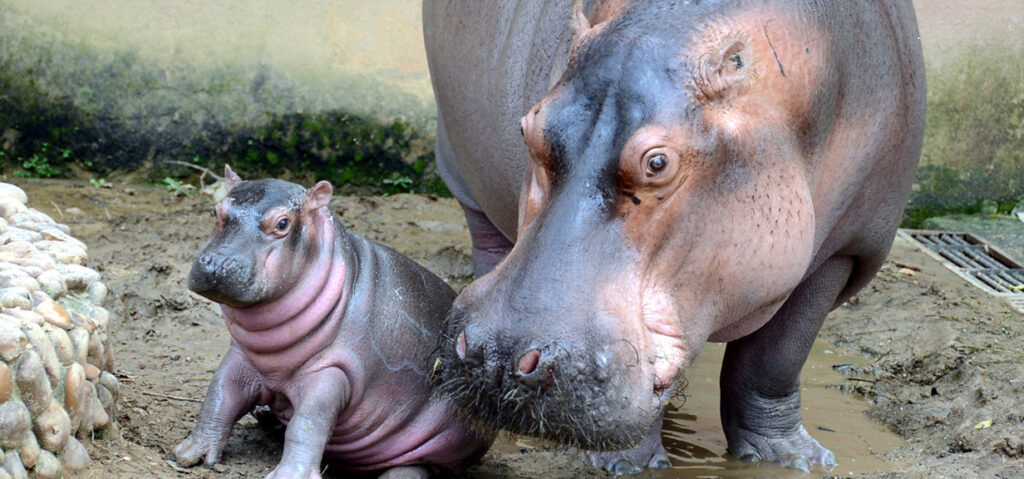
[569,1,591,60]
[696,39,752,100]
[223,165,242,192]
[305,180,333,211]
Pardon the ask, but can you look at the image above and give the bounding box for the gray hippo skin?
[174,166,492,479]
[424,0,925,474]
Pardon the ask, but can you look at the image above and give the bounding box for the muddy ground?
[10,177,1024,478]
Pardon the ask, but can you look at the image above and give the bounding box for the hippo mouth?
[432,325,677,451]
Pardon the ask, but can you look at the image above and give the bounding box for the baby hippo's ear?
[223,165,243,192]
[305,180,333,211]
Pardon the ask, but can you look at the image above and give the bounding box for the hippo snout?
[436,309,657,450]
[188,252,253,305]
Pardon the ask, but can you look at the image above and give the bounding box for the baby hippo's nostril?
[199,254,212,265]
[517,349,541,375]
[455,331,467,360]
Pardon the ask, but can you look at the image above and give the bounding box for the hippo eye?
[275,217,289,232]
[646,154,668,176]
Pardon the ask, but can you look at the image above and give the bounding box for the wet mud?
[9,177,1024,478]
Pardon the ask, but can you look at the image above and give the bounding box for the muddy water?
[655,341,904,478]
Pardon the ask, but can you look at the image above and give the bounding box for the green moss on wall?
[0,5,444,195]
[904,43,1024,227]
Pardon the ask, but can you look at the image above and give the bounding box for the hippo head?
[189,166,334,308]
[436,3,820,450]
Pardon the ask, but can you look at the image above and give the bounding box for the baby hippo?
[175,166,492,478]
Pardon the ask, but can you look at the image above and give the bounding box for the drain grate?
[898,229,1024,312]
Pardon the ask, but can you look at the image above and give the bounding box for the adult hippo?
[424,0,925,473]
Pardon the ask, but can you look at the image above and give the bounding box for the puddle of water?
[494,339,903,478]
[654,340,904,478]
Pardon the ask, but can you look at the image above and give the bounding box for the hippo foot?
[265,463,322,479]
[581,427,670,475]
[174,432,228,468]
[727,424,836,472]
[377,465,431,479]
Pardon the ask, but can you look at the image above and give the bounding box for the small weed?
[382,174,414,194]
[162,177,195,197]
[89,178,107,188]
[14,153,61,177]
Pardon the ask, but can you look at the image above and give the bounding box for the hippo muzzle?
[434,192,682,450]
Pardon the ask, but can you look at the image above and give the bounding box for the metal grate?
[898,229,1024,312]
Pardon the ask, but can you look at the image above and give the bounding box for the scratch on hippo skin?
[763,25,786,78]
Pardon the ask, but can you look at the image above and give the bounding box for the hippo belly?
[425,0,925,473]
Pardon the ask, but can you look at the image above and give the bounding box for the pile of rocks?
[0,183,117,479]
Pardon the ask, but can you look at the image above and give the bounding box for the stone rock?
[0,401,31,449]
[33,400,71,452]
[34,299,71,330]
[0,287,32,309]
[0,242,32,259]
[14,349,51,416]
[37,241,87,265]
[21,324,60,389]
[64,364,87,435]
[0,267,40,289]
[68,328,89,365]
[98,371,119,399]
[2,451,27,479]
[87,333,105,370]
[78,381,109,435]
[56,264,100,291]
[62,436,89,472]
[86,281,107,307]
[0,322,25,362]
[95,382,115,417]
[31,450,59,479]
[84,364,99,381]
[3,310,42,327]
[0,200,26,219]
[45,327,73,365]
[0,228,42,244]
[17,433,37,470]
[35,271,67,301]
[0,184,27,205]
[0,363,11,402]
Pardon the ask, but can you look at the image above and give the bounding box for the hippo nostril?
[517,349,541,375]
[199,255,211,265]
[455,331,467,360]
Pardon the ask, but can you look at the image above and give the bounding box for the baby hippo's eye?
[276,217,289,232]
[646,154,668,176]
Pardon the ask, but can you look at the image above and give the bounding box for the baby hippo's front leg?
[265,367,350,479]
[176,344,264,467]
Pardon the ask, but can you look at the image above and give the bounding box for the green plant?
[89,178,107,188]
[381,174,414,194]
[14,153,61,177]
[162,177,194,197]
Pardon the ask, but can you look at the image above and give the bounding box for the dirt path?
[11,178,1024,478]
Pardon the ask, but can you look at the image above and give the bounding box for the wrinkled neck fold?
[221,214,349,372]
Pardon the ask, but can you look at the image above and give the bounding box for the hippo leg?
[584,409,671,474]
[265,367,350,479]
[459,202,514,278]
[176,344,265,467]
[720,257,854,471]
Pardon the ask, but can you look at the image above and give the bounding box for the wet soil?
[10,177,1024,478]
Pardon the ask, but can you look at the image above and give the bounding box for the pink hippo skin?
[174,166,492,479]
